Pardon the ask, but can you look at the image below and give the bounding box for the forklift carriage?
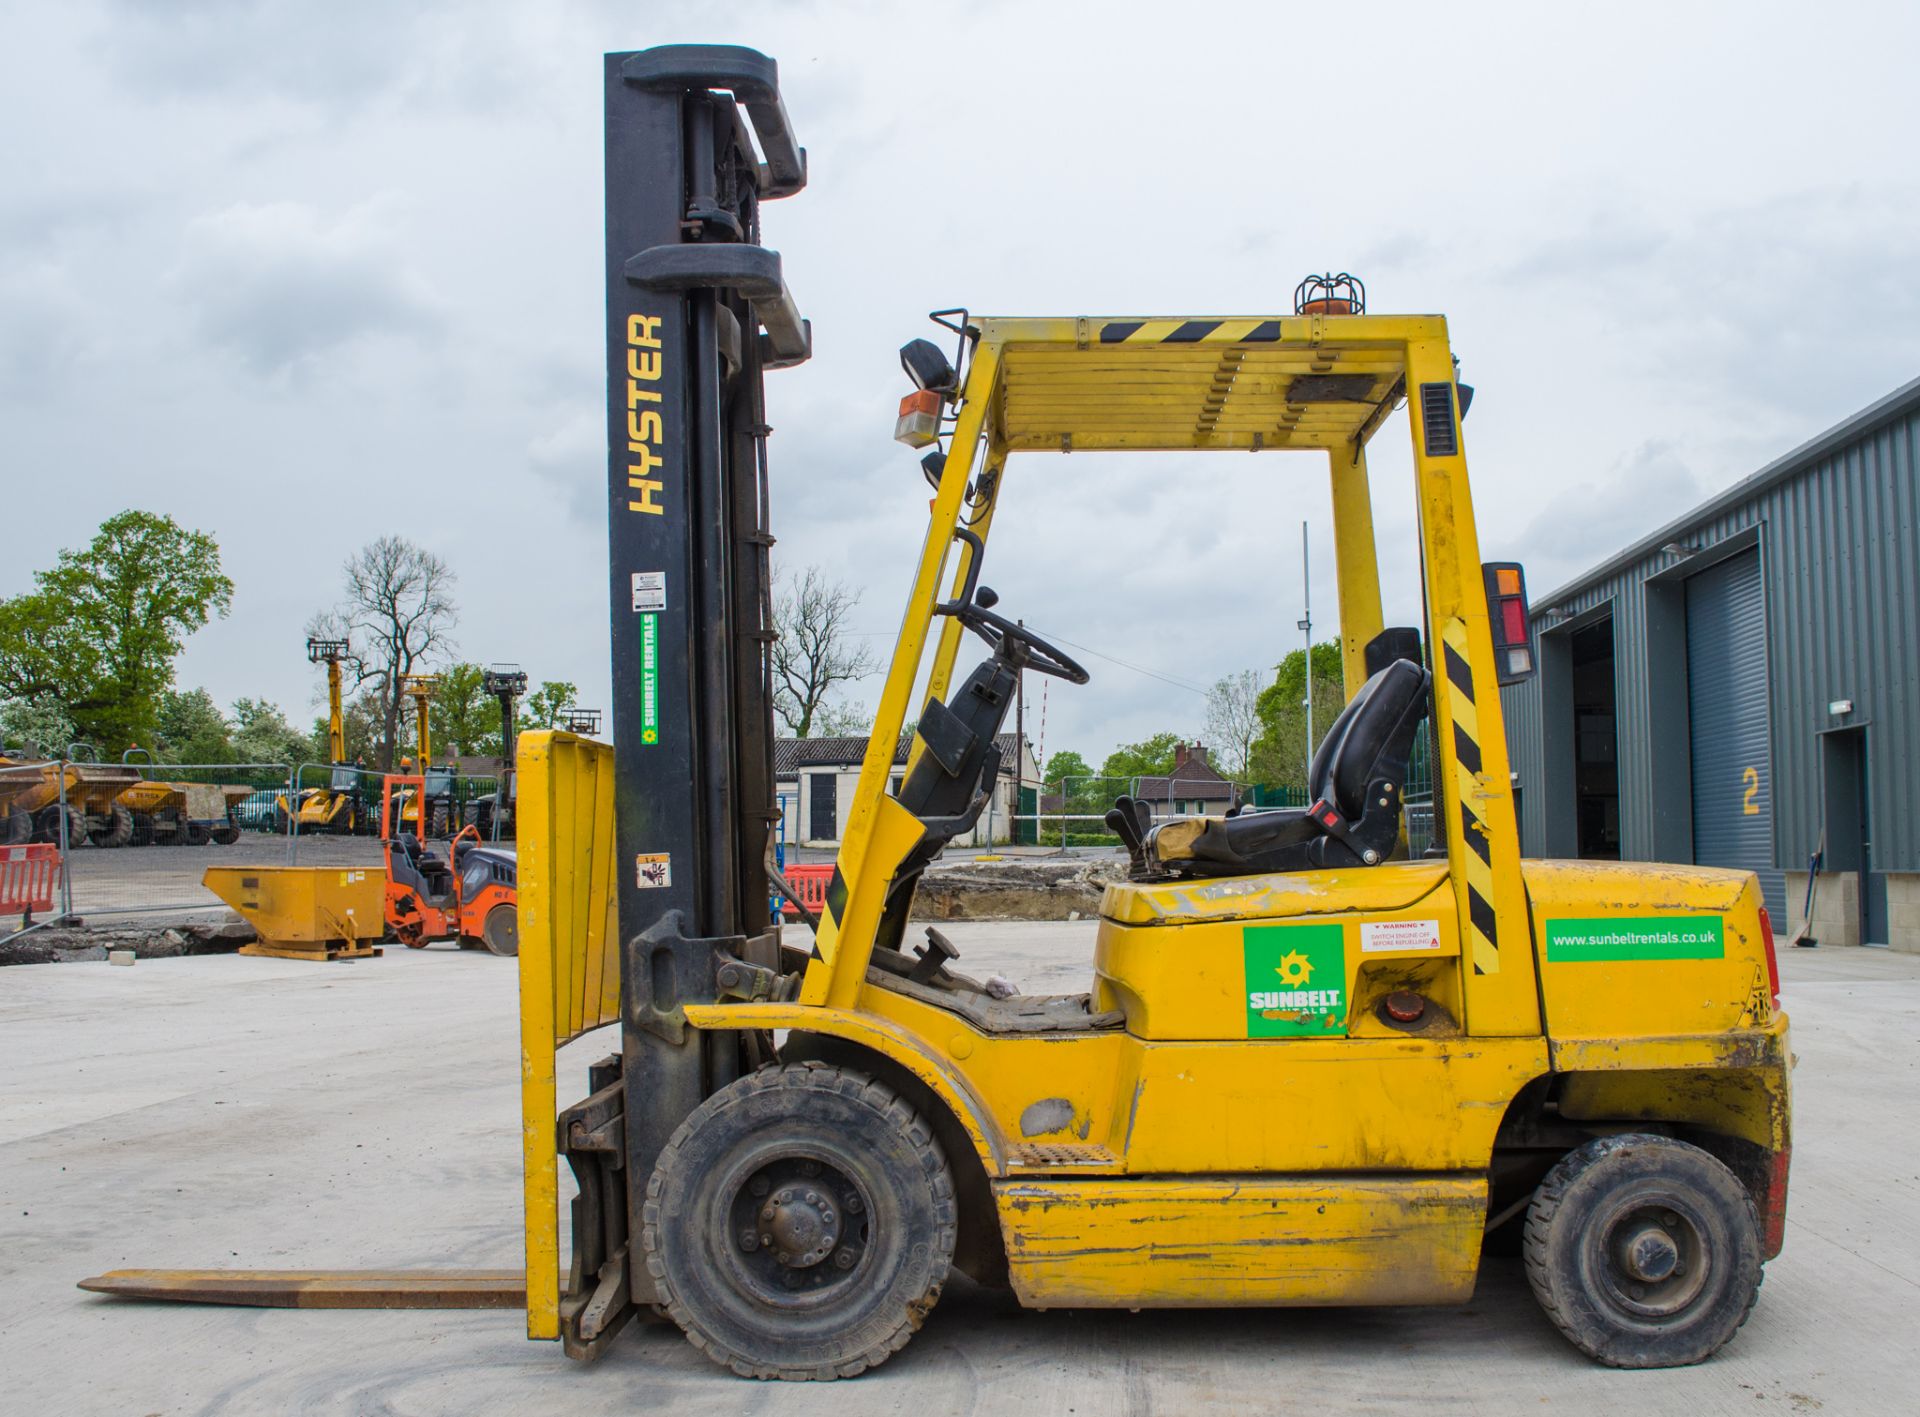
[501,44,1792,1381]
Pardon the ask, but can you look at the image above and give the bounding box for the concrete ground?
[50,838,1100,926]
[1,927,1913,1415]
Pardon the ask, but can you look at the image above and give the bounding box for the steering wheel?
[944,591,1090,684]
[933,525,1090,683]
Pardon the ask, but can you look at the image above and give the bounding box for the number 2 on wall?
[1742,766,1760,816]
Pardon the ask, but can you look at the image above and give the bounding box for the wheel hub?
[1600,1201,1707,1318]
[761,1187,841,1268]
[1620,1224,1679,1282]
[723,1154,870,1303]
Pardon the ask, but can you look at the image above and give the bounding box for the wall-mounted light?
[1661,541,1702,557]
[1828,699,1854,716]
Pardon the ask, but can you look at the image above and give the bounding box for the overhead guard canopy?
[979,313,1449,454]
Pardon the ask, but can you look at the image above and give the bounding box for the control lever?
[1106,794,1151,873]
[909,926,961,985]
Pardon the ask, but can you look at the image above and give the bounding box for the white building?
[775,732,1040,849]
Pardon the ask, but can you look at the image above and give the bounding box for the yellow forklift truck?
[464,664,527,841]
[78,44,1792,1384]
[506,46,1792,1381]
[276,637,377,836]
[389,673,457,838]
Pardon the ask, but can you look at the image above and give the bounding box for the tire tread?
[1523,1132,1762,1368]
[641,1060,956,1382]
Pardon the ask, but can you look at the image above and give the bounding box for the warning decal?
[1361,919,1442,953]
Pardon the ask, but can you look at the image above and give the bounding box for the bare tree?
[771,566,878,738]
[311,537,457,769]
[1205,669,1264,780]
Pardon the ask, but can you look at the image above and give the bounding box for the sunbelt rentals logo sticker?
[1242,923,1347,1038]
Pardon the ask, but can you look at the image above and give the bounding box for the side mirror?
[1483,562,1535,684]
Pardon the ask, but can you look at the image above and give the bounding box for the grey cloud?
[170,200,443,377]
[527,408,605,525]
[1515,440,1704,592]
[95,0,429,107]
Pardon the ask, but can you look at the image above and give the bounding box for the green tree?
[1247,641,1348,791]
[152,687,233,762]
[231,698,314,765]
[0,697,74,758]
[1100,732,1185,781]
[428,663,500,756]
[524,681,579,728]
[1042,749,1091,790]
[1204,669,1264,779]
[0,511,234,751]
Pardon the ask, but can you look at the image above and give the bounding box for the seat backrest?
[1308,658,1428,818]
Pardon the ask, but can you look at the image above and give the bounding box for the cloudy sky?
[4,0,1915,766]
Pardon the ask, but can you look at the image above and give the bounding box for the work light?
[899,338,956,393]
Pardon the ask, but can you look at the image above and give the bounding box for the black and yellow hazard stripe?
[1441,620,1500,977]
[1099,318,1285,345]
[807,865,849,962]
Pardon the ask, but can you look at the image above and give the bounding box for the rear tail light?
[894,389,942,448]
[1483,562,1536,684]
[1757,904,1781,1009]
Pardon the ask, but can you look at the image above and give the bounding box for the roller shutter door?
[1686,549,1784,919]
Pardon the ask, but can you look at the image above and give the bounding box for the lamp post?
[1297,521,1312,786]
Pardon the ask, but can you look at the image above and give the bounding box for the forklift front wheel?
[642,1061,957,1381]
[1524,1132,1762,1368]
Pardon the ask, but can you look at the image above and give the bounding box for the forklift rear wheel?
[479,904,517,957]
[643,1061,957,1381]
[1524,1133,1761,1368]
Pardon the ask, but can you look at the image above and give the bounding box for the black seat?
[1139,652,1430,878]
[394,830,453,900]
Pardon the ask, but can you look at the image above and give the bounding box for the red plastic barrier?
[0,843,58,918]
[778,863,834,917]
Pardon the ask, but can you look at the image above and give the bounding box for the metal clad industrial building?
[1501,375,1920,948]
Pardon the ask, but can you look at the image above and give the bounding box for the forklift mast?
[403,674,439,767]
[307,637,350,765]
[483,664,529,799]
[562,43,808,1354]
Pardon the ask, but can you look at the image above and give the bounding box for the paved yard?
[61,835,386,924]
[0,928,1913,1415]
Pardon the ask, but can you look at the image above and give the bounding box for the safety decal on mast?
[1441,619,1499,976]
[631,571,666,612]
